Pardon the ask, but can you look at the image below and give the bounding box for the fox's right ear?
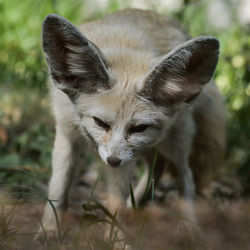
[139,36,220,114]
[42,14,111,97]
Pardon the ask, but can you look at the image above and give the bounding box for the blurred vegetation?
[0,0,249,194]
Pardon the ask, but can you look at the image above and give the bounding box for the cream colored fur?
[40,9,225,238]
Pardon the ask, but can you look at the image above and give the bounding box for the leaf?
[0,153,20,166]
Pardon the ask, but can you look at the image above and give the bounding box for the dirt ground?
[0,170,250,250]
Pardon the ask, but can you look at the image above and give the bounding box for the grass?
[1,163,250,250]
[0,142,249,250]
[0,202,18,241]
[1,0,250,193]
[0,152,166,250]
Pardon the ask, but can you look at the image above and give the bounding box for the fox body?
[41,9,225,233]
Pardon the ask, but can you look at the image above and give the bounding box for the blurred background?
[0,0,249,195]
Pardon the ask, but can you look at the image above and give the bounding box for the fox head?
[42,14,220,167]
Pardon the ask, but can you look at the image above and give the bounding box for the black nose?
[107,156,121,167]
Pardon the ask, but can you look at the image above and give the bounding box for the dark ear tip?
[43,14,65,29]
[196,36,220,50]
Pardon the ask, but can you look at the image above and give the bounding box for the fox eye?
[93,117,110,131]
[129,124,149,134]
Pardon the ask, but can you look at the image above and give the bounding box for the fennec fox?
[41,9,225,234]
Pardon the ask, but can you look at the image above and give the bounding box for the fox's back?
[79,9,189,57]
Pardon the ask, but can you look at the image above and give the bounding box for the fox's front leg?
[39,126,76,236]
[160,116,198,227]
[104,164,133,247]
[175,159,197,222]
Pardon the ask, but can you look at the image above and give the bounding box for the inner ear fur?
[139,36,220,111]
[42,14,111,94]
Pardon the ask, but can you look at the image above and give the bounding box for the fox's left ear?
[139,36,220,113]
[42,14,111,97]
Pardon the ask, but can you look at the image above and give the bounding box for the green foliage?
[0,0,88,187]
[0,0,90,92]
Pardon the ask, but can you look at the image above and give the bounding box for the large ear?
[42,14,111,96]
[139,36,220,113]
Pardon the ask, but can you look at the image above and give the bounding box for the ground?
[0,168,250,250]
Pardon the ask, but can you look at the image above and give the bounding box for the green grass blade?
[143,151,158,202]
[129,184,137,214]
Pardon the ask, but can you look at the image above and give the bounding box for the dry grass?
[0,174,249,250]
